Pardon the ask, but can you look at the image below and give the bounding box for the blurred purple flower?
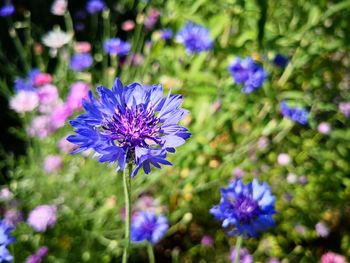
[316,221,330,238]
[232,168,245,178]
[131,211,168,244]
[228,57,267,93]
[229,247,253,263]
[58,136,78,154]
[0,245,13,263]
[86,0,106,14]
[280,101,308,125]
[50,104,73,129]
[267,257,280,263]
[10,91,39,113]
[103,38,131,56]
[25,246,48,263]
[28,115,54,138]
[339,102,350,118]
[257,136,269,150]
[37,84,58,105]
[175,21,213,54]
[4,208,23,227]
[0,4,14,17]
[277,153,290,166]
[0,188,13,201]
[27,205,57,232]
[298,176,308,185]
[144,9,159,30]
[201,235,214,247]
[43,155,62,174]
[160,28,173,41]
[66,81,90,110]
[69,53,93,71]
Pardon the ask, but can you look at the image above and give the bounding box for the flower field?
[1,0,350,262]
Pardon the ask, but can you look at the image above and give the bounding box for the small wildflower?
[122,20,135,31]
[318,122,331,134]
[277,153,290,166]
[210,178,275,237]
[0,4,15,17]
[144,9,159,30]
[69,53,93,71]
[201,235,214,247]
[130,211,168,244]
[273,54,288,68]
[74,42,91,53]
[280,101,308,125]
[316,221,330,238]
[321,252,347,263]
[25,246,48,263]
[27,205,57,232]
[175,21,213,54]
[28,115,54,138]
[103,38,131,56]
[10,91,39,113]
[229,247,253,263]
[51,0,67,16]
[43,155,63,173]
[228,57,267,93]
[58,136,77,154]
[66,81,90,110]
[160,28,173,41]
[86,0,106,14]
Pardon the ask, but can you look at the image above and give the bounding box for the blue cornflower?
[103,38,131,56]
[69,53,93,72]
[175,21,213,54]
[228,57,267,93]
[280,101,308,125]
[131,212,168,244]
[273,54,288,68]
[210,178,275,237]
[14,69,40,92]
[0,4,14,17]
[160,28,173,41]
[0,220,15,262]
[67,78,191,177]
[86,0,106,14]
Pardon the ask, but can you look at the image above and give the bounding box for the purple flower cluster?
[160,28,173,41]
[210,178,275,237]
[0,220,15,262]
[68,78,190,177]
[25,247,49,263]
[228,57,267,93]
[230,247,253,263]
[280,101,308,125]
[27,205,57,232]
[175,21,213,54]
[273,54,288,68]
[69,53,93,72]
[130,211,168,244]
[86,0,105,14]
[103,38,131,56]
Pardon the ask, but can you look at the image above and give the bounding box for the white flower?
[42,29,72,49]
[10,91,39,113]
[51,0,67,16]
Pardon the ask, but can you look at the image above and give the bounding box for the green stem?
[147,242,155,263]
[9,27,30,72]
[122,164,132,263]
[233,236,243,263]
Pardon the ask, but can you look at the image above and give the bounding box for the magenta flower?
[66,81,90,110]
[27,205,57,232]
[43,155,62,173]
[321,252,347,263]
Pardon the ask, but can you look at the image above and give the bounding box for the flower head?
[122,20,135,31]
[228,57,267,93]
[210,178,275,237]
[201,235,214,246]
[144,9,159,30]
[131,211,168,244]
[103,38,131,56]
[175,21,213,54]
[27,205,57,232]
[66,81,90,110]
[0,4,15,17]
[339,102,350,118]
[277,153,290,166]
[43,155,63,173]
[273,54,288,68]
[318,122,331,134]
[25,246,48,263]
[321,252,347,263]
[28,115,54,138]
[229,247,253,263]
[74,42,91,53]
[0,245,13,263]
[280,101,308,125]
[51,0,67,16]
[86,0,106,14]
[0,220,15,247]
[10,91,39,113]
[42,29,72,49]
[69,53,93,71]
[316,221,330,238]
[160,28,173,41]
[68,78,190,177]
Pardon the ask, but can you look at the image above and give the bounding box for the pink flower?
[28,115,54,138]
[66,81,90,110]
[43,155,62,173]
[50,104,73,129]
[74,41,91,53]
[37,84,58,104]
[201,235,214,246]
[58,136,77,154]
[232,168,245,178]
[318,122,331,134]
[51,0,67,16]
[10,91,39,113]
[27,205,57,232]
[0,188,13,201]
[277,153,290,166]
[321,252,347,263]
[316,221,330,238]
[122,20,135,31]
[339,102,350,118]
[34,73,52,87]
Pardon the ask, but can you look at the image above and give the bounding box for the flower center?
[233,196,260,223]
[100,104,161,150]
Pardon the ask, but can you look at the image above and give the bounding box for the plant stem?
[122,164,132,263]
[147,242,155,263]
[234,235,243,263]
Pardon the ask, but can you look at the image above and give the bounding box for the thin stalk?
[64,11,74,34]
[147,242,155,263]
[9,28,30,72]
[24,11,32,66]
[122,164,132,263]
[233,236,243,263]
